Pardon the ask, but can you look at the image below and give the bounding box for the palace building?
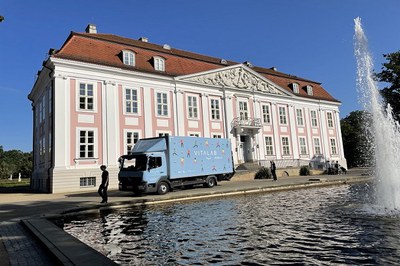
[29,24,346,193]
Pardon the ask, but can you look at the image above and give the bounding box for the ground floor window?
[79,130,95,158]
[265,136,274,155]
[330,138,337,155]
[126,131,139,154]
[80,177,96,187]
[313,138,321,155]
[299,137,307,155]
[281,137,290,155]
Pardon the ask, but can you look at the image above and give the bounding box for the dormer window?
[154,56,165,71]
[306,85,313,96]
[123,50,135,66]
[292,83,299,94]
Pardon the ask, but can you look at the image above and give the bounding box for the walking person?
[98,165,109,203]
[270,160,277,181]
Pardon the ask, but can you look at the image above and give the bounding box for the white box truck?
[118,136,235,195]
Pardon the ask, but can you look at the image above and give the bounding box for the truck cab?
[118,152,167,194]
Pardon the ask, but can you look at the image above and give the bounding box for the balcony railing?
[231,117,261,129]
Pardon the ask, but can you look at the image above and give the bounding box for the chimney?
[138,37,148,42]
[85,24,97,34]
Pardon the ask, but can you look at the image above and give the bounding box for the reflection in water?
[61,184,400,265]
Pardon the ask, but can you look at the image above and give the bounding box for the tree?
[375,51,400,121]
[340,111,373,168]
[0,147,33,179]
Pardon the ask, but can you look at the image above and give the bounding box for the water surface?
[61,184,400,265]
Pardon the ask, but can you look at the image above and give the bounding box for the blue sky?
[1,0,399,152]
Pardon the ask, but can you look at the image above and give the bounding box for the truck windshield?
[120,155,148,171]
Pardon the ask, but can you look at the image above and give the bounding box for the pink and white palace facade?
[29,25,346,193]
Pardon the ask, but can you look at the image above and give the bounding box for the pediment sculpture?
[181,66,284,95]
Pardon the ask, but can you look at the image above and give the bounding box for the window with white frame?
[187,95,198,119]
[279,106,287,125]
[292,83,299,94]
[156,92,168,116]
[311,110,318,127]
[79,130,95,158]
[299,137,307,155]
[154,56,165,71]
[239,101,248,121]
[213,134,222,138]
[123,50,135,66]
[80,177,96,187]
[79,83,94,111]
[306,85,313,96]
[281,137,290,155]
[189,133,200,137]
[158,132,169,137]
[210,99,220,120]
[262,104,271,124]
[314,138,321,154]
[125,88,138,114]
[330,138,337,155]
[296,109,304,126]
[265,136,274,156]
[126,131,139,154]
[327,112,334,128]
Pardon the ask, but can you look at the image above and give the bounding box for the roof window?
[306,85,313,96]
[292,83,299,94]
[122,50,135,66]
[154,56,165,72]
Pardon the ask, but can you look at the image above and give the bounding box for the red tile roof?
[53,32,339,103]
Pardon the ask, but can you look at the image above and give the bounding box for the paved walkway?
[0,168,372,265]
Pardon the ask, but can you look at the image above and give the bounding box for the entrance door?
[240,135,252,162]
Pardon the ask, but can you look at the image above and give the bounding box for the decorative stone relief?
[182,66,284,95]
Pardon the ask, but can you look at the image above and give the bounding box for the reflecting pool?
[59,184,400,265]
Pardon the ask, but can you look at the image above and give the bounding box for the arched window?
[154,56,165,72]
[122,50,135,66]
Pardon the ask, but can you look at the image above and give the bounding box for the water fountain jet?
[354,17,400,211]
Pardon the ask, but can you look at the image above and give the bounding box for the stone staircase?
[235,162,261,171]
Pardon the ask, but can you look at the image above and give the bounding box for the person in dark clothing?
[270,160,277,181]
[98,165,109,203]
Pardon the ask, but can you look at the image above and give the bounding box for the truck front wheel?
[204,176,217,188]
[157,181,169,195]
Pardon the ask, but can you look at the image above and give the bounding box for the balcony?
[231,117,262,130]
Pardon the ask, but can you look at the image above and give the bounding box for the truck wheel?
[204,176,216,188]
[157,181,169,195]
[133,188,142,195]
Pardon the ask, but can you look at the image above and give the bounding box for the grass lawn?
[0,178,31,192]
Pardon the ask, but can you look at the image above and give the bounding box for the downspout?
[103,81,109,166]
[318,100,326,160]
[222,86,229,138]
[29,102,35,190]
[174,81,179,136]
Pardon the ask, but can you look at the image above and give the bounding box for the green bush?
[254,167,271,179]
[299,166,311,176]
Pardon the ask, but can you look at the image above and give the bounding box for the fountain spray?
[354,17,400,211]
